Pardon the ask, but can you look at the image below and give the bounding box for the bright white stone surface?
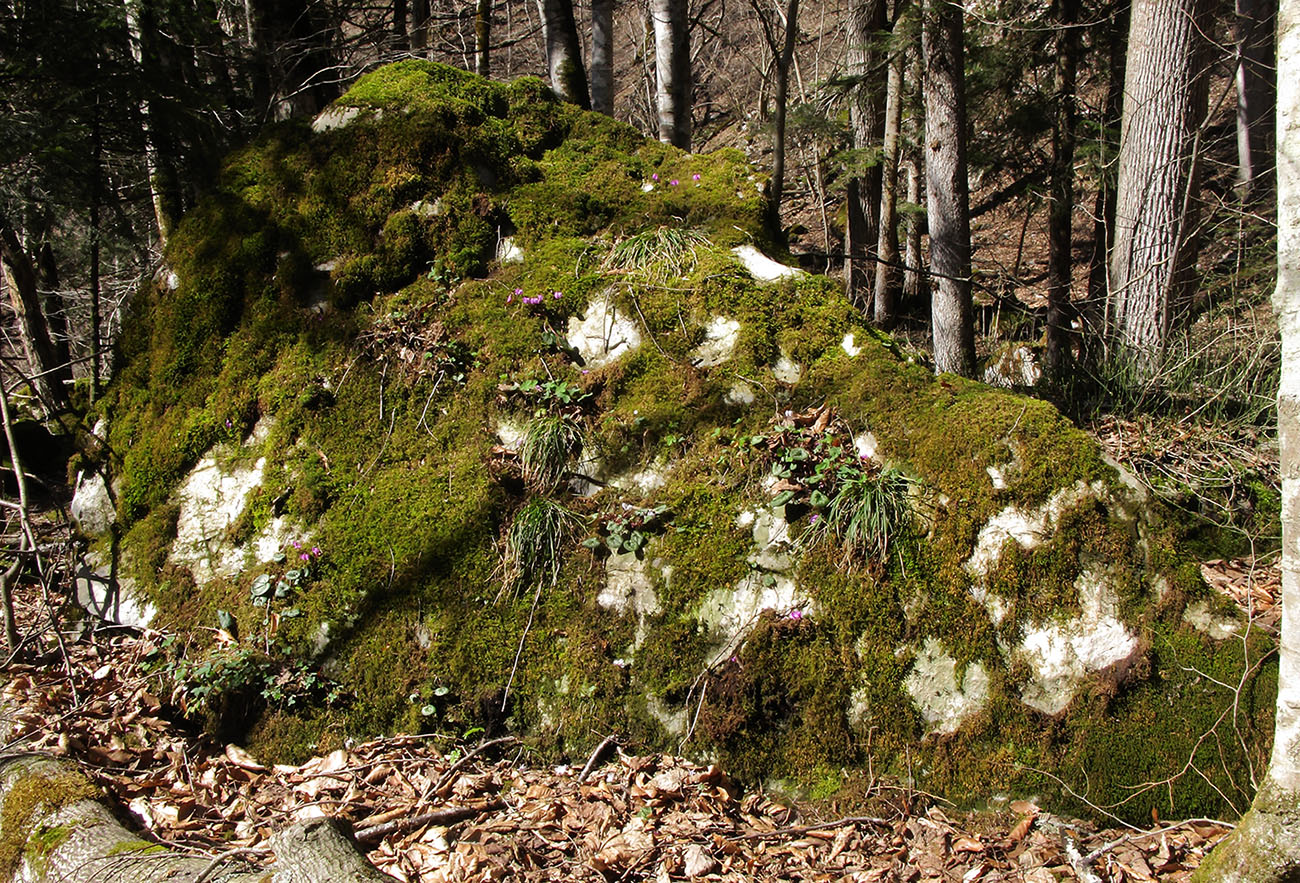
[841,333,863,357]
[725,382,756,405]
[853,432,879,463]
[904,637,991,734]
[731,245,806,282]
[71,470,115,537]
[1183,599,1241,640]
[773,351,802,383]
[567,291,642,368]
[964,481,1107,578]
[691,316,741,367]
[496,236,524,264]
[311,105,362,133]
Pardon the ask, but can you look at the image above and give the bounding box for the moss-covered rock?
[82,61,1275,825]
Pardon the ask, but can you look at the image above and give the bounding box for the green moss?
[0,763,98,878]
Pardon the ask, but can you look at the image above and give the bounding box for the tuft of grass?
[801,464,915,568]
[603,226,711,285]
[520,414,584,492]
[502,496,582,593]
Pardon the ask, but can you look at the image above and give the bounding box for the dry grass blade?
[602,227,711,285]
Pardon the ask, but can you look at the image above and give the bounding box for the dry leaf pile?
[1,581,1238,882]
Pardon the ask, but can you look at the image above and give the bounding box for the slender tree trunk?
[0,380,23,653]
[476,0,491,76]
[1084,1,1127,354]
[1236,0,1277,200]
[1044,0,1081,377]
[768,0,802,233]
[843,0,888,304]
[653,0,691,149]
[123,0,180,246]
[903,42,925,304]
[0,220,72,415]
[873,3,907,327]
[539,0,590,107]
[591,0,615,114]
[922,0,974,377]
[1107,0,1211,379]
[411,0,429,54]
[1193,4,1300,876]
[393,0,408,49]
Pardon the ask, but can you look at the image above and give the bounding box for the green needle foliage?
[520,414,584,492]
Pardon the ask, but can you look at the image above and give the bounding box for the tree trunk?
[873,4,907,328]
[123,0,181,246]
[768,0,802,233]
[412,0,429,54]
[1084,1,1127,355]
[0,220,72,415]
[0,754,389,882]
[903,41,926,304]
[539,0,590,107]
[843,0,888,304]
[591,0,615,114]
[476,0,491,76]
[1106,0,1211,380]
[393,0,408,49]
[1193,5,1300,876]
[1044,0,1081,377]
[1235,0,1277,200]
[653,0,691,149]
[922,0,975,377]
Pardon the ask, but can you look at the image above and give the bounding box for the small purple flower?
[553,290,562,300]
[789,608,803,621]
[300,553,310,562]
[292,540,301,549]
[730,655,739,664]
[514,287,524,297]
[692,173,701,182]
[809,513,820,524]
[651,173,659,181]
[225,418,232,430]
[670,179,679,186]
[311,546,321,557]
[506,293,513,304]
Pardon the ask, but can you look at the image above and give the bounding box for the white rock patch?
[598,553,669,650]
[567,290,642,368]
[904,638,991,735]
[495,418,527,452]
[1183,599,1241,640]
[691,316,741,367]
[311,105,363,133]
[731,245,806,283]
[1016,568,1139,715]
[853,432,879,463]
[496,236,524,264]
[71,470,115,537]
[773,351,802,384]
[841,333,863,357]
[697,571,801,658]
[725,382,756,405]
[75,557,155,628]
[964,480,1107,578]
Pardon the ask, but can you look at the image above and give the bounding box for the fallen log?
[0,752,391,882]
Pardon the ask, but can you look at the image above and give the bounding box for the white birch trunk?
[653,0,691,149]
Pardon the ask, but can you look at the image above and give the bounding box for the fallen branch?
[353,798,508,844]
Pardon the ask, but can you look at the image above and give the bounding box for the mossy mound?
[87,61,1275,825]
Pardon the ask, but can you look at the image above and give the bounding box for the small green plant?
[520,413,584,492]
[248,540,322,649]
[167,647,345,717]
[500,375,592,410]
[503,496,582,593]
[802,464,915,567]
[603,226,711,284]
[582,503,672,557]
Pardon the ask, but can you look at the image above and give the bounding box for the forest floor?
[1,547,1274,883]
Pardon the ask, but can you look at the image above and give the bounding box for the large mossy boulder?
[84,61,1274,824]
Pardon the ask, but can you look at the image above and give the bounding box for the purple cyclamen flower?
[809,513,820,524]
[670,179,679,186]
[789,608,803,621]
[553,291,562,300]
[506,294,513,304]
[300,553,310,562]
[692,173,701,182]
[652,173,659,181]
[311,546,321,556]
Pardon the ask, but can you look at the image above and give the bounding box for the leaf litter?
[1,579,1239,881]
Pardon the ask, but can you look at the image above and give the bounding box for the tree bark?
[843,0,889,305]
[476,0,491,76]
[768,0,802,233]
[922,0,975,377]
[1193,6,1300,877]
[539,0,590,107]
[1106,0,1211,380]
[0,219,72,415]
[0,754,390,882]
[903,41,926,304]
[1235,0,1277,200]
[1084,1,1127,353]
[1044,0,1081,377]
[392,0,408,49]
[411,0,429,54]
[591,0,615,114]
[123,0,181,246]
[873,3,907,327]
[653,0,691,149]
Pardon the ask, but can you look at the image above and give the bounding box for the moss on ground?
[92,60,1275,826]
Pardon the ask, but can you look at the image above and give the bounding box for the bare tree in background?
[843,0,887,308]
[653,0,691,148]
[540,0,590,106]
[592,0,616,114]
